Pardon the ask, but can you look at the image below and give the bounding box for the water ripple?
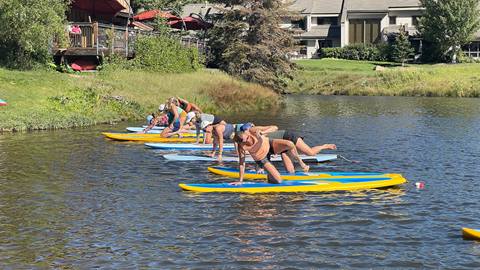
[1,96,480,268]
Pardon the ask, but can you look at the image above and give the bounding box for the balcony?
[54,22,137,58]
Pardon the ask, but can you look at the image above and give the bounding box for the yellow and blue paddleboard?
[179,176,406,193]
[462,228,480,240]
[207,166,403,181]
[102,132,202,143]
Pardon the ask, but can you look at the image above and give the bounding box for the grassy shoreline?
[0,68,279,132]
[289,59,480,97]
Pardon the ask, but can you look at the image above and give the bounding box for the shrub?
[133,35,201,73]
[320,44,389,61]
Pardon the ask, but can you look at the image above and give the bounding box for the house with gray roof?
[183,0,480,59]
[288,0,480,59]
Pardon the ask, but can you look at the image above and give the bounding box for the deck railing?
[60,22,135,57]
[463,41,480,59]
[59,22,208,57]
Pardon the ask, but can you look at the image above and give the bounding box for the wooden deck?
[54,21,208,60]
[54,22,135,58]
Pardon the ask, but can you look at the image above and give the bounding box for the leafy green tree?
[207,0,296,92]
[391,26,415,66]
[0,0,69,69]
[419,0,480,63]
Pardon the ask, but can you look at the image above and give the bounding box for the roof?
[182,3,224,18]
[298,25,341,38]
[291,0,343,14]
[131,21,154,31]
[347,0,388,12]
[134,10,179,21]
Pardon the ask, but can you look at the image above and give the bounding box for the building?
[54,0,135,69]
[287,0,480,59]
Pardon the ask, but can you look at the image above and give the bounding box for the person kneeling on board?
[232,126,310,185]
[241,123,337,156]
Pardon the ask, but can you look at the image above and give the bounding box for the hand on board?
[324,144,337,150]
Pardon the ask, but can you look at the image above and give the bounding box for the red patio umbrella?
[168,16,212,31]
[71,0,127,16]
[133,10,180,21]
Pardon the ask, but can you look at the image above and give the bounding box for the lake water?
[1,96,480,268]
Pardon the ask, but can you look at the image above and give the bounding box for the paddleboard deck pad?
[163,154,337,163]
[208,166,402,180]
[102,132,201,143]
[179,176,406,193]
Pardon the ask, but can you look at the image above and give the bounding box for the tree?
[391,26,415,66]
[419,0,480,63]
[207,0,297,92]
[0,0,69,69]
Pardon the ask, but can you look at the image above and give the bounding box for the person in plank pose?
[240,123,337,156]
[232,125,310,184]
[142,100,188,137]
[199,118,278,161]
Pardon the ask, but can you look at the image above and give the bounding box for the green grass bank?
[289,59,480,97]
[0,68,279,132]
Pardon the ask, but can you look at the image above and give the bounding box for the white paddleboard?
[145,143,236,150]
[142,125,165,130]
[163,154,337,163]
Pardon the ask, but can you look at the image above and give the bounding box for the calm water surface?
[1,96,480,269]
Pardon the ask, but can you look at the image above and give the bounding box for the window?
[291,19,306,30]
[349,19,381,44]
[329,17,338,26]
[318,40,333,48]
[412,16,420,26]
[316,17,338,26]
[389,16,397,25]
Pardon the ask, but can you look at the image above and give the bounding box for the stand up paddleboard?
[102,132,201,143]
[142,125,165,130]
[207,166,401,180]
[163,154,337,163]
[145,143,235,151]
[179,176,406,193]
[126,127,197,134]
[462,228,480,240]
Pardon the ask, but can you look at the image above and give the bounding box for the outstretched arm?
[238,146,246,183]
[211,128,218,157]
[142,116,159,133]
